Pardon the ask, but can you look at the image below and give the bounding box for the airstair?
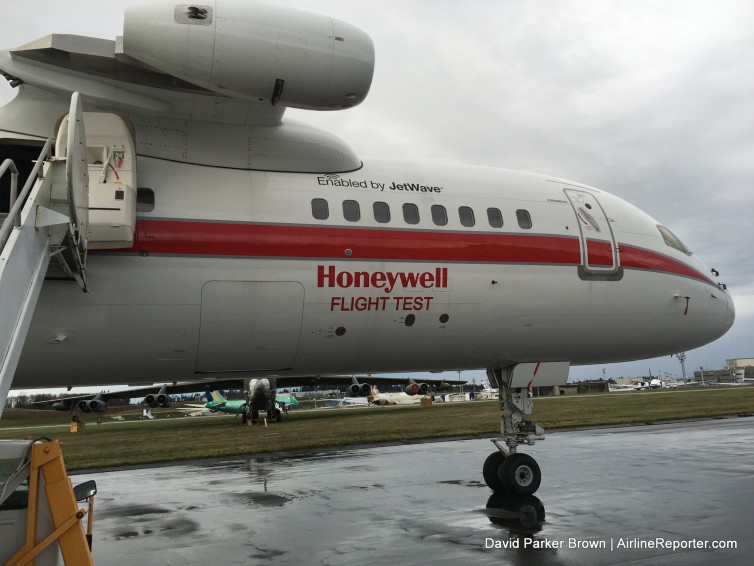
[1,92,138,413]
[0,93,90,415]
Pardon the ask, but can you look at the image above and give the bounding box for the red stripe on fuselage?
[104,219,713,285]
[619,245,711,284]
[118,220,582,264]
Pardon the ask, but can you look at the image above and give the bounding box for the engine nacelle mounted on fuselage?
[122,1,375,110]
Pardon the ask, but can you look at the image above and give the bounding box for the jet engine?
[52,400,74,412]
[122,1,375,110]
[144,392,171,408]
[405,382,430,396]
[75,399,108,413]
[347,382,372,397]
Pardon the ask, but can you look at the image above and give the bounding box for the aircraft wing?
[30,375,465,406]
[29,391,135,406]
[30,380,247,406]
[275,375,466,390]
[0,34,285,126]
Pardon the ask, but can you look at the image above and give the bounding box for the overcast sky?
[2,1,752,390]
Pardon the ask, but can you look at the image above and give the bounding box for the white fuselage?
[370,392,423,406]
[12,157,734,388]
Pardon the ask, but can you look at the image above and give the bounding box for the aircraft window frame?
[343,199,361,222]
[402,203,420,225]
[431,204,448,226]
[516,209,532,230]
[657,225,693,255]
[136,188,155,212]
[459,206,475,227]
[311,198,329,220]
[373,201,391,223]
[487,207,503,228]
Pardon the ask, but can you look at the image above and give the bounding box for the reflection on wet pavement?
[76,417,754,565]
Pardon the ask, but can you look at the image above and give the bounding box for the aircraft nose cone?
[724,290,736,328]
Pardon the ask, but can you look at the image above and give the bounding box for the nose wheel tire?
[483,451,507,492]
[497,453,541,496]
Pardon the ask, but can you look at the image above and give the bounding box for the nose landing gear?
[498,452,541,496]
[483,367,544,496]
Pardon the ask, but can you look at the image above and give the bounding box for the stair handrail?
[0,138,53,253]
[0,158,18,224]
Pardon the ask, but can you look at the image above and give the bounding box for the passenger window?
[459,206,475,227]
[403,203,420,225]
[311,198,329,220]
[487,207,503,228]
[516,209,532,229]
[373,201,390,223]
[431,205,448,226]
[657,225,692,255]
[343,200,360,222]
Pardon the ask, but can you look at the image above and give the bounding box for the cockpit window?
[657,225,692,255]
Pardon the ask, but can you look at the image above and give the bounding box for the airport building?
[727,358,754,367]
[693,358,754,384]
[727,358,754,383]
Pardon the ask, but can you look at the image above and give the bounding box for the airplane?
[32,375,455,423]
[634,378,665,390]
[0,1,735,497]
[177,389,296,422]
[275,393,299,410]
[370,391,423,406]
[369,386,428,406]
[326,377,442,407]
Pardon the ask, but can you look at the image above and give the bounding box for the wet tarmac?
[75,416,754,565]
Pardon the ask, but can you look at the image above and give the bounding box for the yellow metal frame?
[5,440,93,566]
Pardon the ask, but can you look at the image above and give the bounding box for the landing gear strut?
[483,367,544,496]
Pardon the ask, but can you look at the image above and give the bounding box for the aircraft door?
[56,109,137,249]
[197,281,304,372]
[563,189,620,275]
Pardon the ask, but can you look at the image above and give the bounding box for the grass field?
[2,387,753,471]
